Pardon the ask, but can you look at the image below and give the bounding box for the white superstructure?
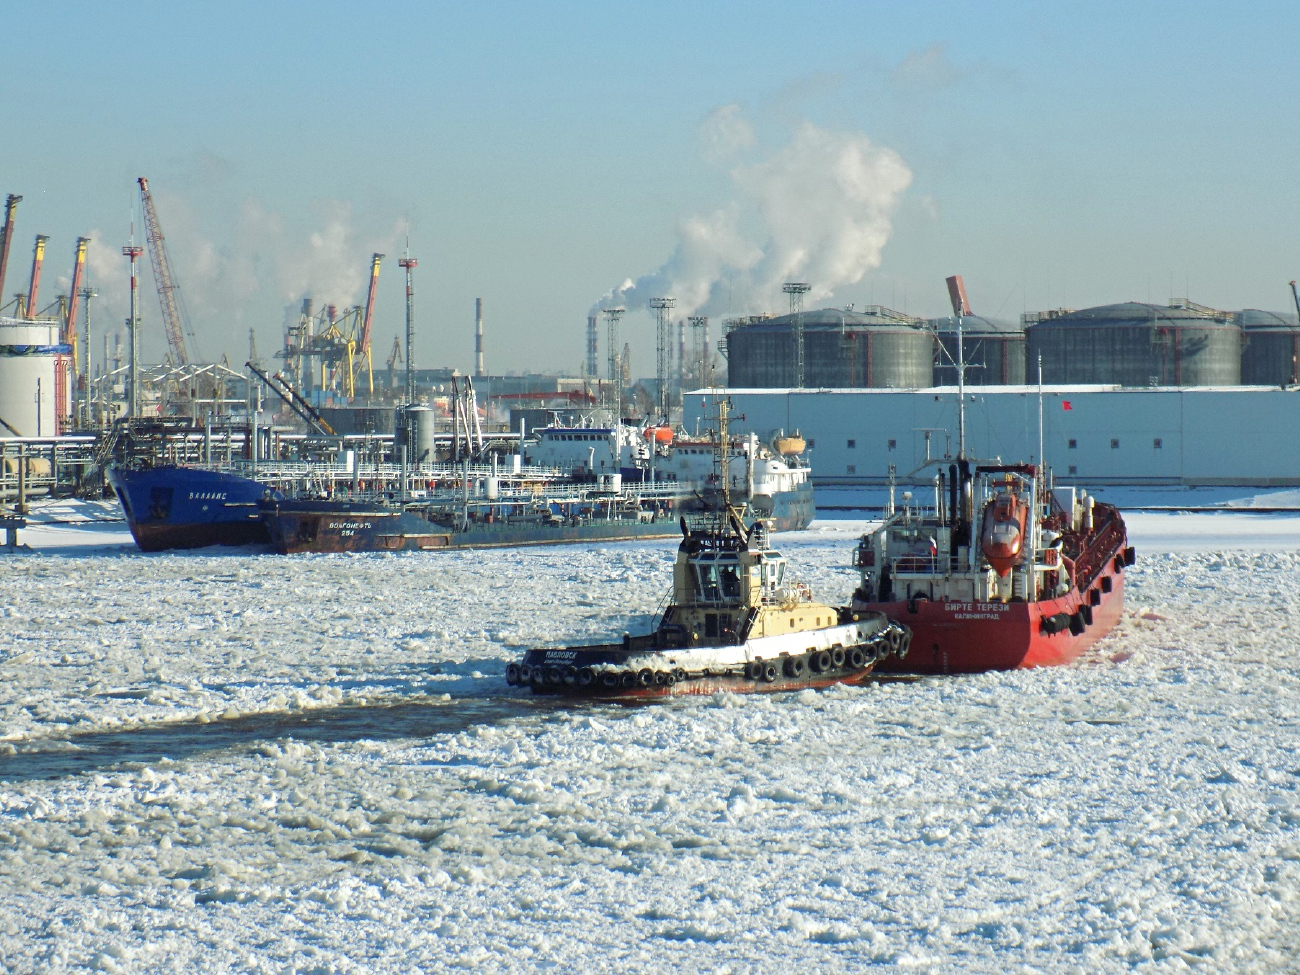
[524,421,811,499]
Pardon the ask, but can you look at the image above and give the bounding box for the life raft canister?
[980,488,1028,577]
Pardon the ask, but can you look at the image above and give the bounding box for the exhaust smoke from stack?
[595,115,912,322]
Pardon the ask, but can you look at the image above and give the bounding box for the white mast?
[957,314,966,459]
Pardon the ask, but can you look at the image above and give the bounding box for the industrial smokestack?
[475,297,484,376]
[677,320,686,398]
[945,275,972,318]
[586,315,598,378]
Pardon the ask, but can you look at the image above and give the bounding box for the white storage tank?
[0,317,61,437]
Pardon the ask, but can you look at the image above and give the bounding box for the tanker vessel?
[848,277,1132,673]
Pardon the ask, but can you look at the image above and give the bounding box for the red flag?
[1062,401,1072,411]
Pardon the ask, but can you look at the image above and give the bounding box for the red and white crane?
[137,177,198,366]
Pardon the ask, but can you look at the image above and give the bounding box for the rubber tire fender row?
[849,647,867,669]
[886,628,905,655]
[811,650,833,673]
[784,655,807,679]
[830,647,847,669]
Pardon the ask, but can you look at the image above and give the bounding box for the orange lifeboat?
[643,426,674,444]
[980,489,1029,577]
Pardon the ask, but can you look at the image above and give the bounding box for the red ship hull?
[869,559,1126,675]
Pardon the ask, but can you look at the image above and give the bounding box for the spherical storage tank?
[726,307,934,389]
[0,317,61,437]
[1025,301,1241,386]
[1237,309,1300,385]
[929,315,1025,385]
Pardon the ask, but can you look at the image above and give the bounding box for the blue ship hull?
[109,467,816,553]
[108,466,274,552]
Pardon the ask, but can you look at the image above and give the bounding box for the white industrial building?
[683,385,1300,486]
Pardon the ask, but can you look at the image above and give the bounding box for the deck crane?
[137,177,199,366]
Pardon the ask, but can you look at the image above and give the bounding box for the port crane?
[137,177,199,366]
[275,253,384,402]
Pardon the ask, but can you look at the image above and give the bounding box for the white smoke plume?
[77,186,407,364]
[599,113,912,319]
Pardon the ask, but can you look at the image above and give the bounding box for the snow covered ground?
[0,504,1298,972]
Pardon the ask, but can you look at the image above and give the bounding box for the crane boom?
[65,238,89,344]
[0,194,21,310]
[137,177,191,366]
[1290,280,1300,324]
[358,253,383,358]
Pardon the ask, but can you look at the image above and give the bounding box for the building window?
[847,439,856,449]
[1153,438,1162,449]
[1068,465,1077,475]
[846,464,856,475]
[1110,439,1120,449]
[1068,439,1077,449]
[887,439,896,450]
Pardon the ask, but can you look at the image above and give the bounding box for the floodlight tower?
[122,243,144,417]
[649,296,675,418]
[783,282,811,388]
[688,315,710,388]
[398,254,417,404]
[78,287,97,428]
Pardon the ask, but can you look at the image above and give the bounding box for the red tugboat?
[848,277,1134,674]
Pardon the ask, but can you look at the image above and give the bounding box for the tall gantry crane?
[137,177,199,365]
[353,253,383,399]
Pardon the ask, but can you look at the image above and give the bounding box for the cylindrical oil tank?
[726,307,934,388]
[1238,309,1300,385]
[407,405,436,464]
[1025,301,1241,386]
[930,315,1026,385]
[0,317,61,437]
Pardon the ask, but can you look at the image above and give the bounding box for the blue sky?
[3,1,1298,375]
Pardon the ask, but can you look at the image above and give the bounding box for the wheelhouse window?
[718,559,741,600]
[692,556,720,602]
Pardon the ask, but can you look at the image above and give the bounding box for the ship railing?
[1068,509,1126,592]
[892,554,941,575]
[202,459,572,484]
